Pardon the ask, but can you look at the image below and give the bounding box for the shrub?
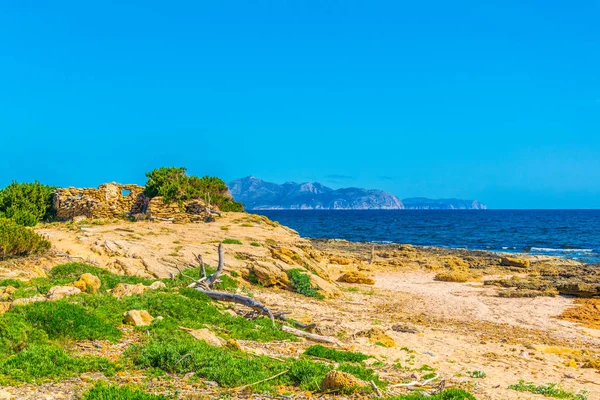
[287,269,324,299]
[304,345,370,363]
[0,343,116,384]
[0,218,51,260]
[222,238,242,245]
[0,181,55,226]
[0,314,48,357]
[82,382,168,400]
[143,167,244,212]
[12,301,122,342]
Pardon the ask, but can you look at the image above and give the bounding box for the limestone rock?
[0,302,11,315]
[252,262,290,287]
[111,283,147,299]
[270,247,303,265]
[148,281,167,290]
[183,327,226,347]
[73,273,101,294]
[357,327,396,348]
[500,257,530,268]
[329,255,353,265]
[10,295,46,307]
[321,370,366,392]
[123,310,154,326]
[337,271,375,285]
[47,285,82,301]
[310,274,342,298]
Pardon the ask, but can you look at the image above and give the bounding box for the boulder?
[328,255,353,265]
[72,273,101,294]
[111,283,147,299]
[270,247,304,265]
[321,370,366,392]
[10,295,46,307]
[337,271,375,285]
[357,327,396,348]
[252,262,290,287]
[123,310,154,326]
[500,257,530,268]
[47,286,82,301]
[148,281,167,290]
[183,327,226,347]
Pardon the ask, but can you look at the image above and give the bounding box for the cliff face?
[402,197,487,210]
[229,177,404,210]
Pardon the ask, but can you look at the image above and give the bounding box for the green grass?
[222,238,242,245]
[508,381,589,400]
[11,300,122,342]
[129,323,381,393]
[384,388,476,399]
[304,345,370,363]
[49,263,154,292]
[0,344,116,384]
[81,382,168,400]
[287,269,324,299]
[250,242,261,247]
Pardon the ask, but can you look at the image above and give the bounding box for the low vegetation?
[222,238,242,245]
[304,344,370,363]
[385,388,477,399]
[0,218,51,260]
[434,269,481,283]
[81,382,168,399]
[508,380,589,400]
[287,268,324,299]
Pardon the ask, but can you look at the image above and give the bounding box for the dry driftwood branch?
[273,311,317,331]
[232,369,289,391]
[281,325,342,346]
[188,244,275,325]
[370,380,383,397]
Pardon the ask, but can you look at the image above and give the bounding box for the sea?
[250,210,600,264]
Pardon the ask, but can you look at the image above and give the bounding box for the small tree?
[143,167,244,212]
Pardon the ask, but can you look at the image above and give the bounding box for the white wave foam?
[530,247,594,253]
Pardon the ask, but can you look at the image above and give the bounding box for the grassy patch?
[11,300,122,342]
[222,238,242,245]
[287,269,324,299]
[385,388,476,399]
[49,263,154,292]
[304,345,370,363]
[250,241,261,247]
[467,370,486,378]
[508,381,589,400]
[0,344,116,384]
[82,382,168,400]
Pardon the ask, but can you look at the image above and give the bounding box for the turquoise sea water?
[252,210,600,264]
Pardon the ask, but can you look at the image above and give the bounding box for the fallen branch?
[390,374,440,389]
[370,380,383,397]
[281,325,342,346]
[273,311,317,331]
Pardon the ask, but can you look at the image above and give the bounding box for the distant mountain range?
[228,177,486,210]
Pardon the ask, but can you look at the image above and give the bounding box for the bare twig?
[281,325,342,346]
[370,380,383,397]
[232,369,289,391]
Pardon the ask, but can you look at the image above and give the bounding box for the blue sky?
[1,1,598,209]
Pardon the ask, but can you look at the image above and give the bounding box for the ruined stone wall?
[53,183,214,222]
[53,183,145,220]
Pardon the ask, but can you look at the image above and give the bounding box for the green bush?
[82,382,168,400]
[0,218,51,260]
[304,345,370,363]
[0,343,116,384]
[222,238,242,245]
[0,314,48,357]
[12,301,122,342]
[287,269,324,299]
[143,167,244,212]
[0,181,55,226]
